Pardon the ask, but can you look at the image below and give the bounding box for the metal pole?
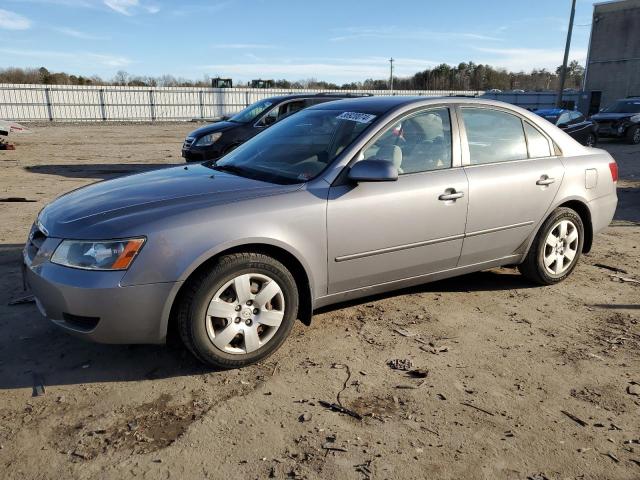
[556,0,577,107]
[99,89,107,121]
[149,90,156,121]
[389,58,394,94]
[44,87,53,121]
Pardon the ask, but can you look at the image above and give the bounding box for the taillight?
[609,161,618,182]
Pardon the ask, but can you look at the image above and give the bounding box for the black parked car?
[533,108,598,147]
[182,93,367,162]
[590,97,640,145]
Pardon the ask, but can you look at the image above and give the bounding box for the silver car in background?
[24,97,618,368]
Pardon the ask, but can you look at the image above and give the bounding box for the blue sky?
[0,0,596,83]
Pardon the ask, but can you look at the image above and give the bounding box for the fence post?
[99,89,107,121]
[149,89,156,121]
[198,90,204,119]
[245,90,250,107]
[44,87,53,121]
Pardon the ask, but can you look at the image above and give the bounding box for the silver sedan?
[24,97,618,368]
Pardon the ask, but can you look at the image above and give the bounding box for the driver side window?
[362,108,452,174]
[259,100,307,127]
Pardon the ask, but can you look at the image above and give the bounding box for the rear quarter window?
[524,122,552,158]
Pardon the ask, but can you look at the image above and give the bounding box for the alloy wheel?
[543,220,579,276]
[205,273,285,354]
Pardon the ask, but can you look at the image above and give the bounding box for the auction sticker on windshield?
[337,112,377,123]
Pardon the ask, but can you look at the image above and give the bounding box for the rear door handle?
[536,175,555,186]
[438,190,465,201]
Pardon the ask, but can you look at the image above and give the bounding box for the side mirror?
[262,116,276,126]
[557,122,569,129]
[348,160,398,183]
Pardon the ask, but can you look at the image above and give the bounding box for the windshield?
[210,108,376,184]
[229,99,274,123]
[602,100,640,114]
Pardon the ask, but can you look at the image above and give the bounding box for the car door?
[326,106,469,294]
[457,106,564,266]
[563,112,591,144]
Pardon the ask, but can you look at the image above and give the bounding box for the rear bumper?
[589,192,618,234]
[24,247,179,344]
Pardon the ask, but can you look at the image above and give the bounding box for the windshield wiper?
[212,163,251,177]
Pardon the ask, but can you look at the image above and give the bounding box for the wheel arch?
[557,199,593,253]
[520,197,594,260]
[165,241,314,343]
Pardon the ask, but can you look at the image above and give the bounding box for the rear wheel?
[177,252,299,369]
[518,207,584,285]
[627,125,640,145]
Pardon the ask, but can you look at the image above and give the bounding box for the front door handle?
[536,175,555,186]
[438,190,465,201]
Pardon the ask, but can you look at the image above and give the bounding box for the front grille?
[183,137,195,149]
[25,223,48,261]
[62,313,100,331]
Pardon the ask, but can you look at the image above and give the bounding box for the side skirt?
[313,254,523,309]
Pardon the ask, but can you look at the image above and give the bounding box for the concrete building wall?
[585,0,640,108]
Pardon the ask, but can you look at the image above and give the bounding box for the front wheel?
[627,125,640,145]
[518,207,584,285]
[177,252,299,369]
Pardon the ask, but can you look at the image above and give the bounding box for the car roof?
[261,93,371,103]
[310,95,429,115]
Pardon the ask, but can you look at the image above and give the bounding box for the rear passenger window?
[362,108,452,174]
[524,122,551,158]
[461,108,528,165]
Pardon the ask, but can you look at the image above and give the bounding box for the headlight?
[630,114,640,123]
[194,132,222,146]
[51,238,145,270]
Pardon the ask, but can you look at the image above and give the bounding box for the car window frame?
[455,105,557,167]
[254,98,311,128]
[346,104,462,177]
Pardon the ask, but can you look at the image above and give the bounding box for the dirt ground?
[0,123,639,480]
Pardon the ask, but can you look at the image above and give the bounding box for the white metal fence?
[0,84,581,122]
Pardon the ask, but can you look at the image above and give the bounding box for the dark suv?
[590,97,640,144]
[182,93,366,162]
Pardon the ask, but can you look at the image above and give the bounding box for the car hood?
[591,112,634,122]
[187,121,239,138]
[39,163,301,239]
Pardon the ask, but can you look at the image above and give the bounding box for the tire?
[518,207,584,285]
[177,252,299,369]
[585,132,597,147]
[627,125,640,145]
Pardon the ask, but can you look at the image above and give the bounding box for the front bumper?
[23,240,179,344]
[593,122,631,138]
[182,145,223,163]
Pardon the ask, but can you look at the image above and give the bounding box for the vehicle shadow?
[589,304,640,310]
[24,163,181,180]
[614,185,640,223]
[0,244,207,391]
[315,268,535,315]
